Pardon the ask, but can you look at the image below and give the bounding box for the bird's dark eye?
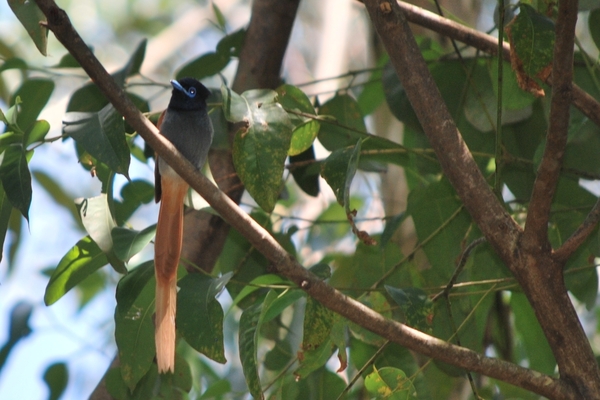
[188,87,197,98]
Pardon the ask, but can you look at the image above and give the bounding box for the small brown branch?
[522,1,577,257]
[554,197,600,262]
[397,0,600,128]
[34,0,575,397]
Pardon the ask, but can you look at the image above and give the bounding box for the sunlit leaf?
[44,235,108,305]
[365,366,417,399]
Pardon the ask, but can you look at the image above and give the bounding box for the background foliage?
[2,0,600,399]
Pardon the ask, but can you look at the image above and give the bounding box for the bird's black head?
[168,77,211,111]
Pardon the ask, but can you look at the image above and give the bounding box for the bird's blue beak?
[170,79,196,98]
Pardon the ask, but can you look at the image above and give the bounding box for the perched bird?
[154,77,213,373]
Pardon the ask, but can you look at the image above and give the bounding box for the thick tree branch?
[522,1,577,257]
[363,0,521,265]
[34,0,576,397]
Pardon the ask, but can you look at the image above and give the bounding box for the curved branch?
[33,0,575,397]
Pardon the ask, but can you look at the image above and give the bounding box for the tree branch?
[363,0,521,265]
[521,1,577,256]
[34,0,576,397]
[396,0,600,129]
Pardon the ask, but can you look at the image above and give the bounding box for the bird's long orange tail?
[154,174,188,374]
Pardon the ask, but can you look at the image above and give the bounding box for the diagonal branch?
[362,0,521,265]
[33,0,577,397]
[522,0,578,257]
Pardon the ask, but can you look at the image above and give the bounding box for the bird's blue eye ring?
[188,87,197,98]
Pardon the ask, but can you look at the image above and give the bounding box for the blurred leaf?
[348,291,391,346]
[8,0,48,56]
[177,273,230,363]
[25,120,50,147]
[591,9,600,52]
[63,103,130,178]
[265,340,293,371]
[386,286,433,333]
[0,58,27,72]
[212,2,227,30]
[198,379,231,399]
[111,224,156,262]
[0,301,33,372]
[11,79,54,132]
[381,213,405,248]
[44,235,108,305]
[66,41,146,112]
[365,366,417,399]
[32,170,81,228]
[0,143,32,221]
[511,292,556,375]
[357,54,388,116]
[177,52,229,81]
[228,89,293,212]
[114,179,154,225]
[115,261,156,391]
[289,145,320,197]
[229,274,290,311]
[216,28,246,58]
[0,183,14,266]
[43,362,68,400]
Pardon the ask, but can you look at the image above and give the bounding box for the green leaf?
[111,224,156,262]
[198,379,231,399]
[229,274,290,311]
[381,213,405,248]
[289,146,320,197]
[11,79,54,132]
[230,89,293,212]
[365,366,417,399]
[511,292,556,375]
[0,58,28,73]
[8,0,48,56]
[24,120,50,147]
[177,52,230,81]
[216,28,246,58]
[317,94,367,151]
[0,302,33,372]
[115,261,156,391]
[357,54,388,116]
[302,297,335,351]
[105,355,191,400]
[0,143,32,221]
[348,291,391,346]
[114,179,154,225]
[44,235,108,305]
[590,9,600,52]
[43,362,68,400]
[406,179,471,284]
[77,194,126,273]
[177,273,230,364]
[239,290,279,400]
[212,2,227,29]
[506,4,555,96]
[276,84,320,155]
[385,286,433,333]
[66,41,146,112]
[0,183,14,266]
[321,140,361,208]
[63,103,130,177]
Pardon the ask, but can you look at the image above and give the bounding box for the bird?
[154,77,213,373]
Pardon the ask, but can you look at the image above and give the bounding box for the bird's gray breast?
[160,108,214,168]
